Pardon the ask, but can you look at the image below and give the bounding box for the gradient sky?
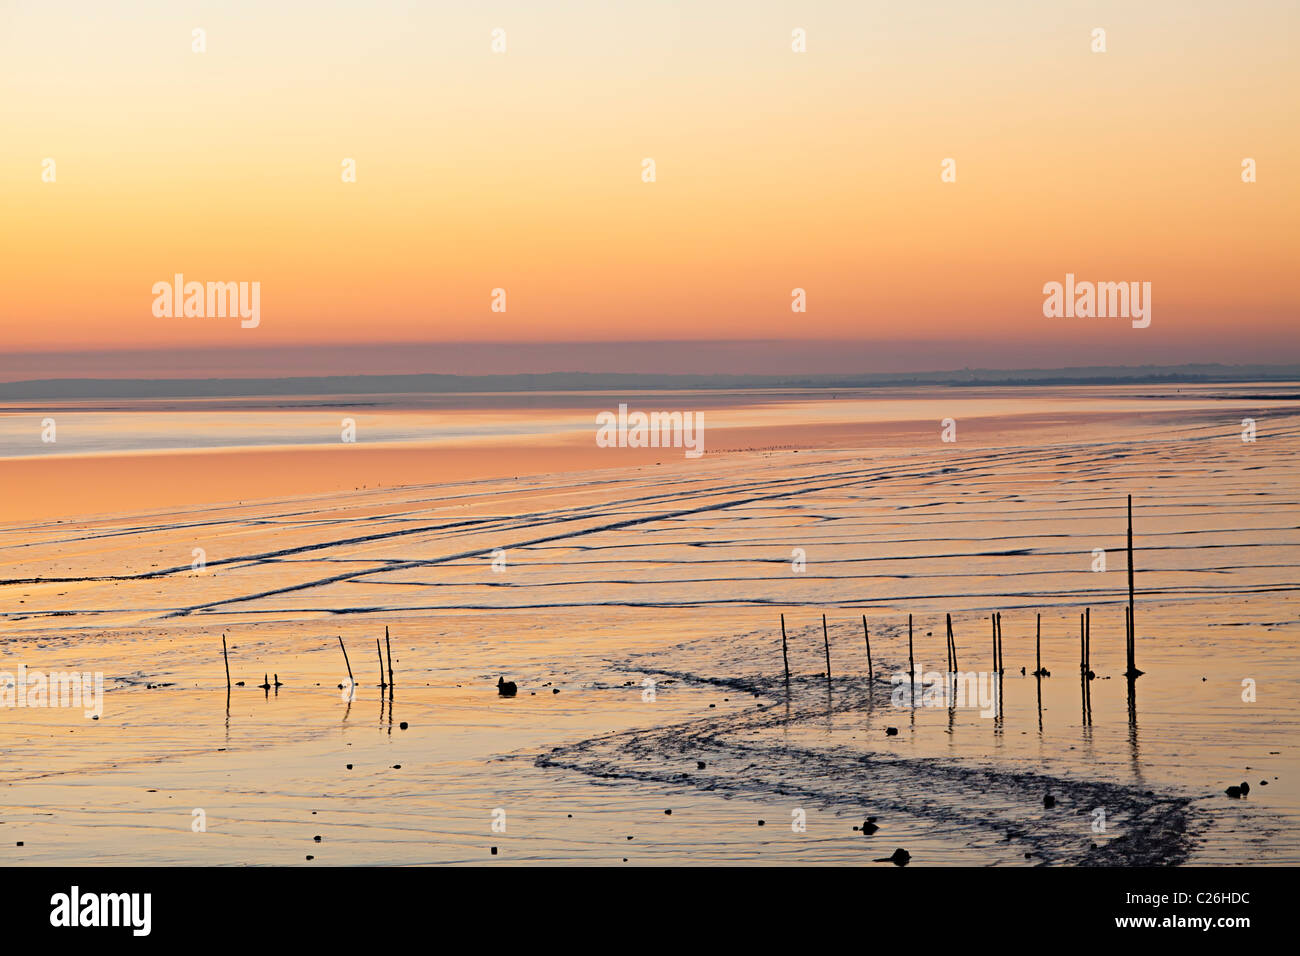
[2,0,1296,376]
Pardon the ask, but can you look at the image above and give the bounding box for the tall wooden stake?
[862,615,872,680]
[1034,613,1042,676]
[1084,607,1091,676]
[780,614,791,683]
[376,638,387,688]
[222,633,231,692]
[384,626,394,688]
[822,614,832,682]
[1127,494,1137,677]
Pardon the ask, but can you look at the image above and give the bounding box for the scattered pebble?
[885,727,898,736]
[1043,794,1056,809]
[490,847,497,855]
[313,835,321,842]
[399,722,408,730]
[697,761,706,770]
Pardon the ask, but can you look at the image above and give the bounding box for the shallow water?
[0,384,1296,864]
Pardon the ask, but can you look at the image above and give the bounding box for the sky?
[1,0,1296,377]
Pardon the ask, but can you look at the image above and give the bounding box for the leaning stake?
[822,614,832,683]
[222,633,231,692]
[862,615,872,680]
[385,626,394,688]
[339,636,354,689]
[780,614,791,683]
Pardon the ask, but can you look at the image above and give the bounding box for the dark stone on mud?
[399,721,408,730]
[1225,785,1242,798]
[346,764,353,770]
[862,821,879,835]
[491,847,497,855]
[886,727,898,736]
[1044,794,1056,808]
[697,761,706,769]
[757,820,765,826]
[664,809,672,815]
[1240,781,1250,795]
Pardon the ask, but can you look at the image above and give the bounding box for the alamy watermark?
[891,669,1000,718]
[152,274,260,328]
[1,665,104,719]
[1043,273,1150,328]
[595,403,704,459]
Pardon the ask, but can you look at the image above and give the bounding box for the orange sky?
[1,1,1296,371]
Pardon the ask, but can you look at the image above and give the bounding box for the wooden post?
[222,633,231,692]
[991,614,997,673]
[339,636,354,688]
[1125,604,1131,666]
[822,614,832,682]
[1084,607,1091,676]
[907,613,915,686]
[1127,494,1137,677]
[385,626,394,688]
[996,612,1003,674]
[376,638,387,688]
[947,613,958,671]
[1034,613,1041,676]
[780,614,791,683]
[862,615,872,680]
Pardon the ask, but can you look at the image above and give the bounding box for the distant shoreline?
[2,364,1299,401]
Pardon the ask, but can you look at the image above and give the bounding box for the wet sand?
[1,384,1297,864]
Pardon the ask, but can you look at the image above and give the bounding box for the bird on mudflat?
[873,848,910,866]
[497,676,518,697]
